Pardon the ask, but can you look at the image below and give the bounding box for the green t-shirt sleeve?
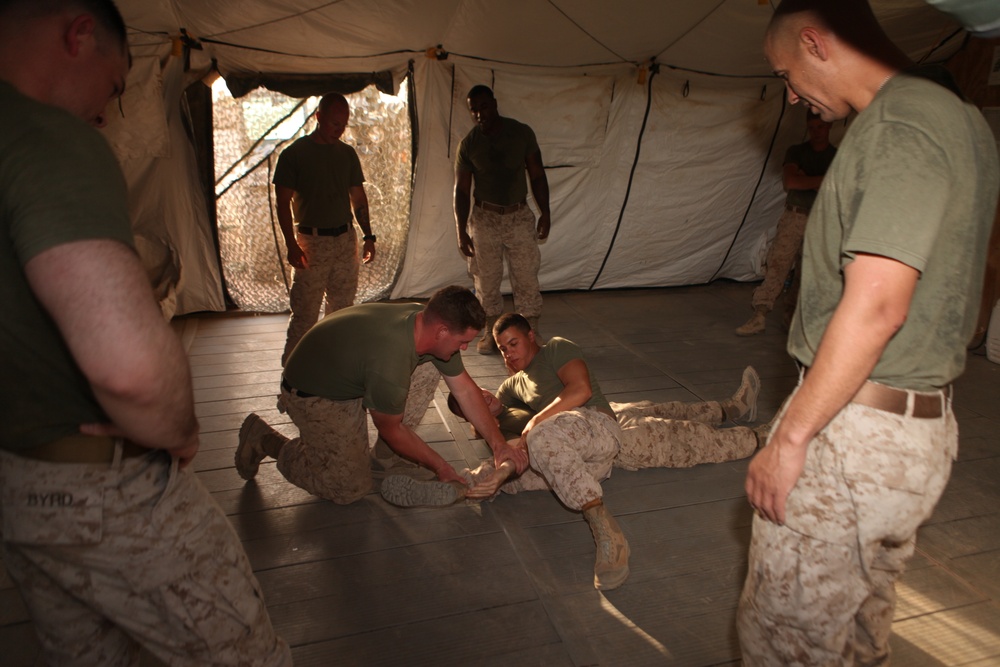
[9,119,132,263]
[456,134,473,173]
[272,142,299,189]
[546,337,584,370]
[843,122,949,272]
[431,353,465,377]
[523,123,540,156]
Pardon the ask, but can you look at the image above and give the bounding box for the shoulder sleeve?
[546,337,584,371]
[7,118,132,264]
[272,143,298,188]
[843,120,949,272]
[455,133,473,173]
[431,352,465,377]
[522,122,540,156]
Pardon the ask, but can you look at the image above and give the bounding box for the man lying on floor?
[381,313,765,591]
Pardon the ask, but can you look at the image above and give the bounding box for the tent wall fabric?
[116,1,963,309]
[103,55,226,316]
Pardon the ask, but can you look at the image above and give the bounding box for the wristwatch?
[363,234,377,242]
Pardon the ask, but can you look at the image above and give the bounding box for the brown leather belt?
[475,199,526,215]
[850,381,947,419]
[297,224,349,237]
[19,435,149,464]
[800,365,947,419]
[785,204,811,215]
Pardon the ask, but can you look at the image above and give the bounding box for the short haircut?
[4,0,128,46]
[769,0,886,54]
[318,92,349,114]
[467,85,495,101]
[424,286,486,332]
[493,312,531,338]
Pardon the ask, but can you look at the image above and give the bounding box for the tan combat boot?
[582,499,630,591]
[735,307,767,336]
[477,317,498,355]
[526,316,545,344]
[720,366,761,422]
[235,413,287,480]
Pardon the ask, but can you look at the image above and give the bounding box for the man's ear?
[800,27,829,62]
[65,14,97,57]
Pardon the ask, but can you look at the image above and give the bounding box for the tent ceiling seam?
[653,0,731,62]
[201,0,348,40]
[546,0,629,64]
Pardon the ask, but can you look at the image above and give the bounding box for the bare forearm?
[379,423,452,474]
[26,241,199,452]
[276,207,296,244]
[783,172,824,192]
[530,175,550,216]
[354,203,373,237]
[454,190,471,234]
[772,314,887,451]
[527,386,591,432]
[91,334,199,451]
[772,257,915,450]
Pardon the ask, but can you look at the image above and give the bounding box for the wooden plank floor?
[3,282,999,666]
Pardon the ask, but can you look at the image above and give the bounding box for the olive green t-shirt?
[496,337,613,415]
[283,303,466,415]
[788,69,999,390]
[0,82,135,452]
[455,117,539,206]
[272,136,364,229]
[783,141,837,210]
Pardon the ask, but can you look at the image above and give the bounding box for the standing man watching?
[237,286,528,504]
[454,85,551,354]
[0,1,290,664]
[739,0,999,664]
[274,92,377,365]
[736,110,836,336]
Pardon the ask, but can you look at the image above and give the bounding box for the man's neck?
[309,131,340,145]
[413,311,431,355]
[481,117,503,136]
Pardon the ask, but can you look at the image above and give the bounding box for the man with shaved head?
[739,0,999,663]
[274,91,377,365]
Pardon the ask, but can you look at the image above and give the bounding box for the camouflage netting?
[213,81,412,313]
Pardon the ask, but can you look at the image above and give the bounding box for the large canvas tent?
[109,0,968,315]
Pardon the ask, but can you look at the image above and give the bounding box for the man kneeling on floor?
[236,286,527,504]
